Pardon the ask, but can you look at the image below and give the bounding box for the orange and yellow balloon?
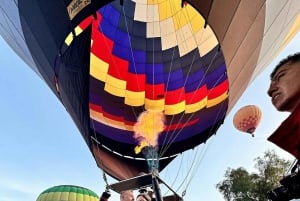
[233,105,262,137]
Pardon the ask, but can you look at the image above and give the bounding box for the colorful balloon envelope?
[0,0,299,180]
[36,185,99,201]
[233,105,262,136]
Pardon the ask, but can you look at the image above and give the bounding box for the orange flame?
[133,110,165,154]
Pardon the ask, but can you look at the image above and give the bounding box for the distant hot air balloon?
[36,185,99,201]
[233,105,262,136]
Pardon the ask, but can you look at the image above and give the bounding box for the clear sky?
[0,32,299,201]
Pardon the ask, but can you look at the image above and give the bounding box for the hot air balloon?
[233,105,262,136]
[0,0,299,199]
[36,185,99,201]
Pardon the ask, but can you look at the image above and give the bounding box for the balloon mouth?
[141,146,159,171]
[246,127,256,136]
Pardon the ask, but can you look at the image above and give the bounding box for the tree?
[216,150,292,201]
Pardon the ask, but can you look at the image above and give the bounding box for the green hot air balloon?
[36,185,99,201]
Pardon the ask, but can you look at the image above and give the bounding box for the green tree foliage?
[216,150,292,201]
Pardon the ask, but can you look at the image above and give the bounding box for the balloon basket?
[108,172,182,201]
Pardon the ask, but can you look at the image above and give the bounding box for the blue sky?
[0,33,299,201]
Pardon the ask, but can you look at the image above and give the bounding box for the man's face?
[121,190,134,201]
[267,61,300,112]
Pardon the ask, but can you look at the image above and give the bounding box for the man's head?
[120,190,134,201]
[267,52,300,112]
[136,193,151,201]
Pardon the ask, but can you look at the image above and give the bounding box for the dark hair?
[137,193,151,201]
[270,52,300,79]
